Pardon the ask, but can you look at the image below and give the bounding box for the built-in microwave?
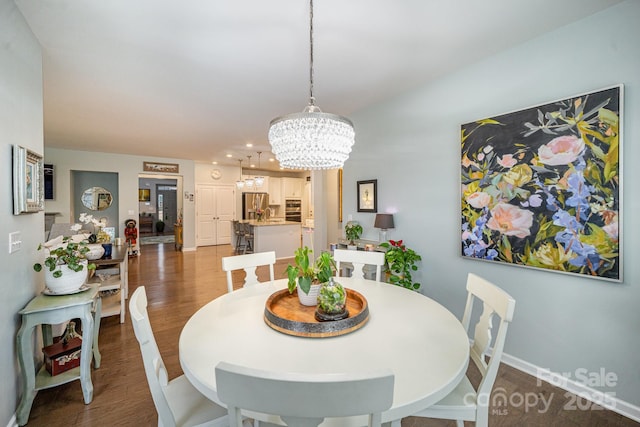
[285,199,302,222]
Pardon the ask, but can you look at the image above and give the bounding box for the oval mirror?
[81,186,113,211]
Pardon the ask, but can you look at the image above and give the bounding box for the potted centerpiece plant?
[344,222,363,250]
[34,235,97,294]
[286,246,336,306]
[379,239,422,290]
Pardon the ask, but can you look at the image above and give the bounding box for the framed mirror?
[81,186,113,211]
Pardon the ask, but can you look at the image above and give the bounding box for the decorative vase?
[297,283,321,306]
[85,244,105,260]
[44,262,88,294]
[102,243,113,258]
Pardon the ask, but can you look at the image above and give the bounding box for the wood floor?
[25,244,638,427]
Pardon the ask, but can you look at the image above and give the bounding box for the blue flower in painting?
[461,210,498,260]
[565,172,593,221]
[520,193,543,208]
[533,178,559,212]
[552,209,583,232]
[555,229,600,268]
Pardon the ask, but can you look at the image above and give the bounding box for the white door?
[215,186,235,244]
[196,184,235,246]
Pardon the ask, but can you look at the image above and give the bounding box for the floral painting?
[461,86,621,281]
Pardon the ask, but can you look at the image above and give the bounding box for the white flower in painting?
[538,135,585,166]
[466,192,491,209]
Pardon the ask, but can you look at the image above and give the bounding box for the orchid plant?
[76,213,110,243]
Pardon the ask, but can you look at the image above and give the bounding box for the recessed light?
[212,161,218,165]
[269,158,275,162]
[246,143,253,148]
[225,154,232,158]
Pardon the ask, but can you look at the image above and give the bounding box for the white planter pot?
[45,262,88,294]
[297,283,321,306]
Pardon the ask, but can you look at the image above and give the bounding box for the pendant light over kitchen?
[268,0,355,170]
[254,151,265,188]
[244,155,254,188]
[236,159,245,189]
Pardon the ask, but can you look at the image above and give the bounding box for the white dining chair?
[221,251,276,293]
[215,361,394,427]
[391,273,516,427]
[333,249,386,282]
[129,287,229,427]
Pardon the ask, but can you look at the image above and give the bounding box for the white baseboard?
[6,414,17,427]
[501,352,640,423]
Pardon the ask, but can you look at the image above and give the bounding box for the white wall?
[0,0,43,423]
[44,149,197,250]
[343,0,639,408]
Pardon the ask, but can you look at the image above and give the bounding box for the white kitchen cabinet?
[269,177,282,205]
[283,177,303,198]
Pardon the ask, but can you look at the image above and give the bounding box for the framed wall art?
[143,161,179,173]
[139,188,151,202]
[44,163,54,200]
[357,179,377,213]
[13,145,44,215]
[461,85,622,282]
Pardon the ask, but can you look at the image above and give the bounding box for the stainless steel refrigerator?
[242,192,269,220]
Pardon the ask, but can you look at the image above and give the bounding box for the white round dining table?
[179,277,469,425]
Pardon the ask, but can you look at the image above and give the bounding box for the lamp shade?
[374,214,394,230]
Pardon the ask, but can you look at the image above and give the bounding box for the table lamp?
[374,213,395,243]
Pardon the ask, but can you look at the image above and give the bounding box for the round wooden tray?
[264,288,369,338]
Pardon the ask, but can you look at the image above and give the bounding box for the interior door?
[215,186,234,245]
[196,185,217,246]
[196,184,235,246]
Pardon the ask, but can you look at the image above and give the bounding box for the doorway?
[138,174,183,246]
[156,184,177,233]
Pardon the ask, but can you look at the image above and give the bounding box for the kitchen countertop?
[241,220,301,227]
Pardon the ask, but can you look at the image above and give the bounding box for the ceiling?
[16,0,621,171]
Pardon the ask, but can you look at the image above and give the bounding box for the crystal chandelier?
[236,159,245,189]
[268,0,355,170]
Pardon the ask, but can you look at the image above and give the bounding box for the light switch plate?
[9,231,21,253]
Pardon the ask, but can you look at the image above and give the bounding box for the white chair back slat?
[221,251,276,293]
[333,249,386,282]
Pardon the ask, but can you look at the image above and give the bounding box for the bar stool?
[233,221,245,255]
[242,223,254,254]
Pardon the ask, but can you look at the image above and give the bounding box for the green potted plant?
[34,235,97,294]
[286,246,336,306]
[344,222,363,249]
[379,239,422,290]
